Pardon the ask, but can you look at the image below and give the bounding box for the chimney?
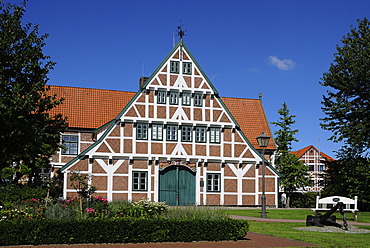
[139,77,149,89]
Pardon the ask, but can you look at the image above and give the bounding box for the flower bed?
[0,195,249,246]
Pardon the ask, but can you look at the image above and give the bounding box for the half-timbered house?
[49,39,279,206]
[291,145,334,192]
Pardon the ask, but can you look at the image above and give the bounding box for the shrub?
[290,192,319,208]
[44,203,76,219]
[0,184,47,209]
[107,199,168,218]
[0,218,248,246]
[163,206,228,220]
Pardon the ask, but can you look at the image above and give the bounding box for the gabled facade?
[50,40,279,206]
[291,145,334,192]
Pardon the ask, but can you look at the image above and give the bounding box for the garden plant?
[0,186,248,246]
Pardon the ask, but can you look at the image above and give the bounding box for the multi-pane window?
[170,61,179,73]
[133,171,147,191]
[182,92,191,106]
[183,62,192,74]
[194,93,203,106]
[62,135,78,155]
[181,126,192,142]
[169,92,179,105]
[195,127,206,143]
[167,125,178,141]
[309,164,314,171]
[152,124,163,140]
[318,164,324,171]
[136,123,148,140]
[157,91,166,104]
[207,173,221,192]
[210,127,221,143]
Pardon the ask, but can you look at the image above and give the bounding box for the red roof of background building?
[291,145,334,161]
[47,85,276,150]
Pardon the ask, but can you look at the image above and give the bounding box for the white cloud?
[268,56,296,71]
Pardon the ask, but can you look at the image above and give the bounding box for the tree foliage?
[271,103,309,207]
[322,154,370,211]
[0,1,67,183]
[271,102,298,152]
[320,18,370,157]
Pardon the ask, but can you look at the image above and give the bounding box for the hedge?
[0,217,249,246]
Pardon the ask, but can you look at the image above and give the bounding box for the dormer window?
[183,62,192,75]
[170,61,179,74]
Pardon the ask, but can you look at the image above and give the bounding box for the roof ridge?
[221,96,260,101]
[48,84,136,94]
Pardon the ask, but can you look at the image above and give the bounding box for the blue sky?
[10,0,370,158]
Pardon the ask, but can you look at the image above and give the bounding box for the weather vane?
[177,20,187,39]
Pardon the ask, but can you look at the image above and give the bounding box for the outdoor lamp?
[256,132,270,148]
[256,132,270,218]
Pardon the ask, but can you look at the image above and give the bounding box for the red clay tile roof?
[47,85,276,150]
[221,97,275,150]
[291,145,334,161]
[47,86,136,129]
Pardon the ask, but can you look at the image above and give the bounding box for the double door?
[159,166,195,206]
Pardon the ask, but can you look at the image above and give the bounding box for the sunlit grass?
[248,221,370,248]
[227,208,370,223]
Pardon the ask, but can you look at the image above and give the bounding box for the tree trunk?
[287,193,292,208]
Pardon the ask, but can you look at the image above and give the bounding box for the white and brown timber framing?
[58,39,280,206]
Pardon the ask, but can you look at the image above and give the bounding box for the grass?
[228,208,370,247]
[227,208,370,223]
[249,222,370,248]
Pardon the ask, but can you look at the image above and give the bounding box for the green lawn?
[249,222,370,248]
[227,208,370,247]
[227,208,370,223]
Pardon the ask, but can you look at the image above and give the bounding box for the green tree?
[320,18,370,157]
[0,1,67,183]
[322,152,370,211]
[271,103,309,207]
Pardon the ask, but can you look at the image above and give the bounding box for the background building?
[291,145,334,192]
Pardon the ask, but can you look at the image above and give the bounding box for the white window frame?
[181,126,192,142]
[194,93,203,107]
[152,124,163,141]
[136,123,148,140]
[195,127,206,143]
[61,135,78,155]
[183,62,192,74]
[157,91,166,104]
[166,125,178,141]
[210,127,221,143]
[207,173,221,192]
[182,92,191,106]
[169,92,179,105]
[133,171,147,191]
[170,61,179,74]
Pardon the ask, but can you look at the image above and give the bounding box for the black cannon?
[306,202,348,230]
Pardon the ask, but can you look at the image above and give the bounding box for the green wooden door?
[159,166,195,206]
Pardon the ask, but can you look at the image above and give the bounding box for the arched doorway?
[159,165,196,206]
